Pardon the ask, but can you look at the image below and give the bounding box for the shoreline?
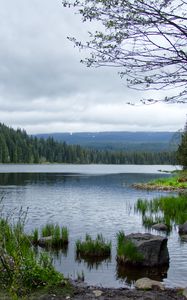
[22,281,187,300]
[132,183,187,192]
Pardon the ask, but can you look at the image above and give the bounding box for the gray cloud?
[0,0,186,133]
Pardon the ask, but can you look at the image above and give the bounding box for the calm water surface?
[0,164,185,288]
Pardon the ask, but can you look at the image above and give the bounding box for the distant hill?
[35,131,181,152]
[0,124,177,164]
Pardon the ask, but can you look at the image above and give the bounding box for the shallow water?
[0,164,186,288]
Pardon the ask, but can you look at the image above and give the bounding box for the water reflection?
[37,244,69,257]
[116,264,168,284]
[76,256,111,270]
[0,171,172,187]
[0,173,74,186]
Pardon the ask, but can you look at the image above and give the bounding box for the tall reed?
[135,194,187,227]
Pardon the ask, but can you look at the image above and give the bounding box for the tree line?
[0,123,176,165]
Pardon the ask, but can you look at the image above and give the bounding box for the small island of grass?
[76,233,111,260]
[133,170,187,192]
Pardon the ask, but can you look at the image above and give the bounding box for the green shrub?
[0,217,65,298]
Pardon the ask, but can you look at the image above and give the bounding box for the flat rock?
[135,277,164,290]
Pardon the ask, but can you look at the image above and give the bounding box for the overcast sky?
[0,0,186,134]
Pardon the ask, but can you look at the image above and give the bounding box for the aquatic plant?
[61,226,69,244]
[52,224,61,246]
[42,223,55,237]
[116,231,143,263]
[76,233,111,259]
[142,215,166,228]
[40,223,69,248]
[135,194,187,228]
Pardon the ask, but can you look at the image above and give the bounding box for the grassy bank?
[133,170,187,191]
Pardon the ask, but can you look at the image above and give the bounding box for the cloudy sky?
[0,0,186,134]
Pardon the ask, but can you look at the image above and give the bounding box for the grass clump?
[32,223,69,249]
[42,223,55,237]
[61,226,69,244]
[142,215,167,229]
[51,225,68,247]
[76,233,111,260]
[116,231,144,264]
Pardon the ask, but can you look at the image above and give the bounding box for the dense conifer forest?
[0,123,176,164]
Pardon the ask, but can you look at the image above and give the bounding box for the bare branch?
[62,0,187,103]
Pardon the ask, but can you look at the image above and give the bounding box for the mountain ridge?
[35,131,180,152]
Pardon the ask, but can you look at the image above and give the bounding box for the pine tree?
[177,117,187,169]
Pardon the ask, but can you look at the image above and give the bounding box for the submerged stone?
[152,223,168,231]
[38,236,52,247]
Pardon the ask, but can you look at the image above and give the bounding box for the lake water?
[0,164,186,288]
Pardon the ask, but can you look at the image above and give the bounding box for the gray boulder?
[119,233,169,267]
[179,221,187,234]
[152,223,168,231]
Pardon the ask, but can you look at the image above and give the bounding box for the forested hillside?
[0,123,176,164]
[36,131,180,152]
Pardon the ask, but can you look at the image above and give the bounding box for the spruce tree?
[177,118,187,169]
